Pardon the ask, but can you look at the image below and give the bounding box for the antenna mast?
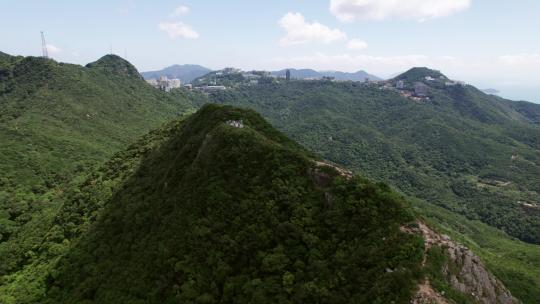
[41,31,49,59]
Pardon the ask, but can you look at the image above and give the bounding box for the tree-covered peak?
[178,104,314,156]
[44,104,424,303]
[394,67,447,82]
[86,54,142,79]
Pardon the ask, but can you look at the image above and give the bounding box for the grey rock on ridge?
[416,222,518,304]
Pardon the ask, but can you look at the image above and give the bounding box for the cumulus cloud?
[347,39,368,50]
[158,22,199,39]
[172,5,190,16]
[279,12,347,46]
[330,0,472,21]
[46,44,62,55]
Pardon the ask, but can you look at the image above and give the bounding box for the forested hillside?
[7,105,426,303]
[208,71,540,243]
[0,52,200,300]
[202,70,540,301]
[1,52,537,303]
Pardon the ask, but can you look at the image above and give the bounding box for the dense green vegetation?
[394,67,446,82]
[2,53,538,303]
[0,52,200,300]
[0,115,188,303]
[3,105,424,303]
[195,71,540,302]
[206,73,540,244]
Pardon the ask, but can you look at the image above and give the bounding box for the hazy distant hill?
[141,64,212,83]
[271,68,381,81]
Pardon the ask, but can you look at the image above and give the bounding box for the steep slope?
[0,52,197,294]
[202,75,540,302]
[508,100,540,124]
[141,64,212,83]
[42,105,427,303]
[410,222,516,304]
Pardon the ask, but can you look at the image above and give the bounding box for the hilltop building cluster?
[145,76,184,92]
[196,85,227,93]
[145,67,468,103]
[374,73,468,102]
[226,119,244,128]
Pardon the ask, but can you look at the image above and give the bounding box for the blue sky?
[1,0,539,102]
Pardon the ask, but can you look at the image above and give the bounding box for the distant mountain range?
[142,65,381,83]
[271,68,381,81]
[141,64,212,83]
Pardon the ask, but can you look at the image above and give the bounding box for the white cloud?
[279,12,347,46]
[46,44,62,55]
[498,53,540,65]
[172,5,190,16]
[330,0,472,21]
[347,39,368,50]
[158,22,199,39]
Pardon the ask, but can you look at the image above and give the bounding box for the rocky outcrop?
[412,281,449,304]
[409,222,518,304]
[313,161,353,180]
[310,161,353,207]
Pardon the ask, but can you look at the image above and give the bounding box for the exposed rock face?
[310,161,353,207]
[313,161,353,180]
[412,281,449,304]
[413,222,518,304]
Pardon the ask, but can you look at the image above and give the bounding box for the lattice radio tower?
[41,31,48,59]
